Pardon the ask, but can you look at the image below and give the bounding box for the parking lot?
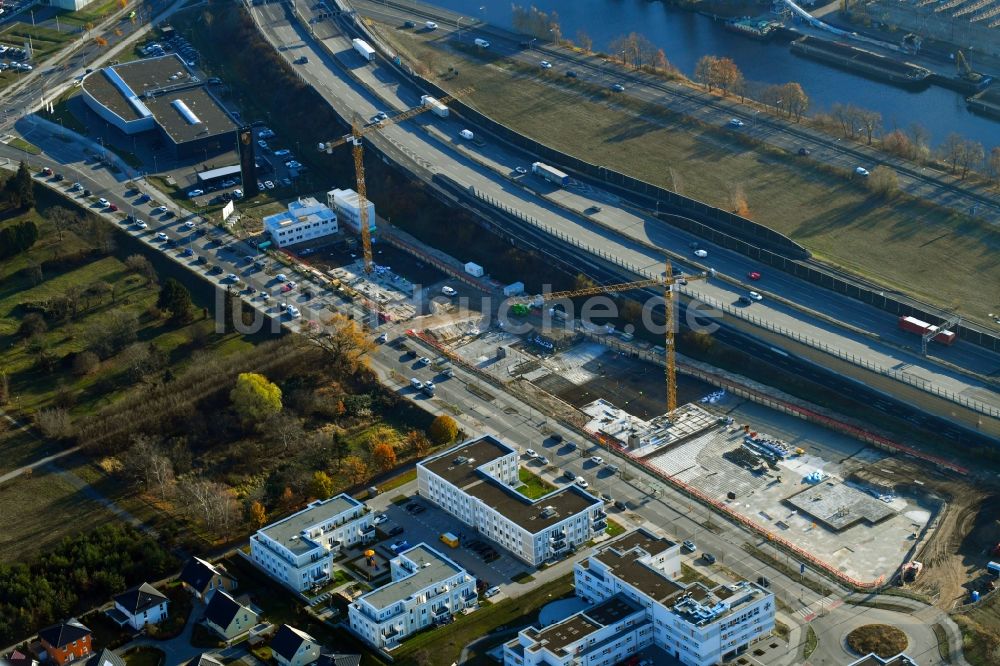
[368,490,535,599]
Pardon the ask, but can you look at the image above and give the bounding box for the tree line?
[0,523,176,646]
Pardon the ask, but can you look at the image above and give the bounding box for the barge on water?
[967,86,1000,120]
[790,35,931,89]
[723,17,783,42]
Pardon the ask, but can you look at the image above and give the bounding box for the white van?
[410,378,424,390]
[459,129,474,140]
[425,21,438,30]
[474,38,490,48]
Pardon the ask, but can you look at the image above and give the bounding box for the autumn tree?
[310,471,336,499]
[230,372,283,426]
[512,4,561,40]
[341,455,369,485]
[371,443,397,472]
[366,425,399,456]
[405,429,431,457]
[429,415,459,445]
[881,130,912,159]
[125,254,157,283]
[575,29,592,53]
[303,313,375,374]
[694,55,715,91]
[780,82,809,121]
[867,165,899,198]
[249,500,268,528]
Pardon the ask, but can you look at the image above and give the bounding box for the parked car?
[550,433,563,443]
[575,477,588,488]
[257,139,268,150]
[97,197,109,207]
[107,204,118,212]
[484,586,500,598]
[273,148,291,157]
[388,526,404,536]
[702,552,716,564]
[135,220,147,229]
[525,448,537,458]
[264,180,275,189]
[728,118,745,128]
[539,60,552,69]
[611,83,625,92]
[536,456,549,465]
[152,205,167,214]
[294,56,308,65]
[184,220,196,229]
[373,514,388,525]
[376,333,388,343]
[417,356,430,366]
[187,189,204,198]
[155,232,168,241]
[441,285,457,296]
[855,166,870,177]
[225,273,239,282]
[682,540,696,553]
[565,70,577,78]
[275,273,288,282]
[590,456,604,465]
[798,147,811,156]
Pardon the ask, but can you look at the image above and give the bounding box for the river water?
[424,0,1000,148]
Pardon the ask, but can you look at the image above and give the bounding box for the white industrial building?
[51,0,98,13]
[416,436,605,566]
[349,543,477,650]
[504,529,775,666]
[327,187,376,235]
[263,197,338,248]
[250,494,374,592]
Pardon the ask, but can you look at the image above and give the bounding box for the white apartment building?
[505,529,775,666]
[349,543,477,650]
[263,197,338,248]
[250,494,374,592]
[417,436,605,566]
[327,188,376,235]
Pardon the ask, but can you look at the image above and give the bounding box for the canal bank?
[424,0,999,147]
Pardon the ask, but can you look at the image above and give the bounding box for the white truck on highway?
[474,38,491,48]
[531,162,570,187]
[420,95,449,118]
[352,38,376,62]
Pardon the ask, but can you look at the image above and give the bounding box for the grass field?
[60,0,124,27]
[0,464,117,563]
[0,23,76,59]
[955,595,1000,665]
[376,23,1000,321]
[517,466,555,499]
[7,137,41,154]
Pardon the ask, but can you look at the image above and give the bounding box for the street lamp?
[456,16,466,41]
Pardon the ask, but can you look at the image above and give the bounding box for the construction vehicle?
[509,259,708,413]
[319,87,473,273]
[956,50,984,85]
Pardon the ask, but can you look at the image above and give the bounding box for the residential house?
[180,557,238,604]
[202,591,258,642]
[316,655,360,666]
[270,625,321,666]
[417,436,604,566]
[83,649,125,666]
[250,493,374,592]
[184,655,224,666]
[110,583,169,630]
[3,650,38,666]
[505,529,775,666]
[349,543,477,650]
[38,619,92,666]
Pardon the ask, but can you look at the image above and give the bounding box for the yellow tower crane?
[320,87,474,273]
[512,259,708,414]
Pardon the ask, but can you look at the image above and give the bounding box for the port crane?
[511,259,709,414]
[319,87,473,274]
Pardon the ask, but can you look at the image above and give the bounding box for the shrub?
[867,165,899,198]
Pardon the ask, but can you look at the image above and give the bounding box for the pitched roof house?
[180,557,238,603]
[38,619,92,666]
[184,655,224,666]
[202,591,258,642]
[110,583,169,630]
[83,649,126,666]
[270,625,321,666]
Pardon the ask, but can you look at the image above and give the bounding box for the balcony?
[593,510,606,520]
[551,538,568,551]
[592,519,607,531]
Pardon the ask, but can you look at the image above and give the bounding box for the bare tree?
[989,146,1000,187]
[856,108,881,145]
[780,82,809,121]
[575,29,592,54]
[940,133,964,173]
[48,206,77,242]
[957,140,984,178]
[36,408,74,440]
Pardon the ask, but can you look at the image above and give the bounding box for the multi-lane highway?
[355,0,1000,225]
[248,1,1000,439]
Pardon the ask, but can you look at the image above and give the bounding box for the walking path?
[0,444,82,485]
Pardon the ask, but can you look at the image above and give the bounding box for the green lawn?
[394,574,575,663]
[7,138,40,155]
[59,0,124,27]
[0,464,118,563]
[517,467,555,499]
[0,23,76,59]
[373,21,1000,323]
[377,468,417,493]
[604,518,626,538]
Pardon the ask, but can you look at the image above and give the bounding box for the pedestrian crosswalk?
[795,593,842,622]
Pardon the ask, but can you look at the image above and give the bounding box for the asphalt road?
[5,93,961,666]
[354,0,1000,224]
[251,2,1000,434]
